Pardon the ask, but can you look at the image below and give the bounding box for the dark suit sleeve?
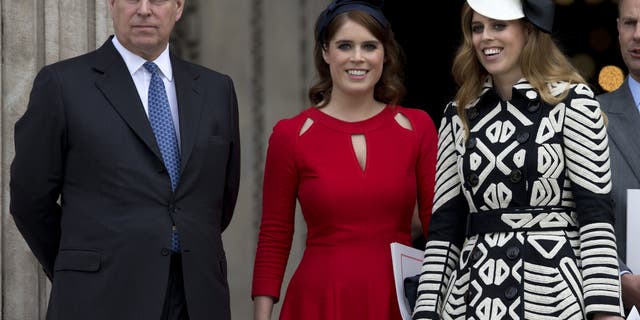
[221,75,240,232]
[10,66,66,279]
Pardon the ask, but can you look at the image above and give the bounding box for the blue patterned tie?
[144,61,181,252]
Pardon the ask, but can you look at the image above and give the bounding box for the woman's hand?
[254,296,276,320]
[621,273,640,310]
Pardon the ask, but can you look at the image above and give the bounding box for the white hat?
[467,0,524,21]
[467,0,555,33]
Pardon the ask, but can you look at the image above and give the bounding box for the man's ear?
[175,0,185,21]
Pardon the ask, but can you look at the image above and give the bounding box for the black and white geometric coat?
[413,78,624,320]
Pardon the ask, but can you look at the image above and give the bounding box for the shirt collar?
[111,36,173,82]
[627,75,640,109]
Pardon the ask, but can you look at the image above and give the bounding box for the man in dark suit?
[597,0,640,311]
[9,0,240,319]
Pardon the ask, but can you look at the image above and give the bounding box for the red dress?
[252,106,437,319]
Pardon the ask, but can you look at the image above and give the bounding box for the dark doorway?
[384,1,462,126]
[384,1,623,127]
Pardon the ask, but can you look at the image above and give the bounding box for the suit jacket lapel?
[172,55,203,174]
[606,80,640,181]
[93,39,163,162]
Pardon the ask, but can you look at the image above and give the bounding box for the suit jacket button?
[161,248,170,256]
[505,286,518,300]
[509,169,522,183]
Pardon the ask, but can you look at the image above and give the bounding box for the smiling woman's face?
[322,19,385,99]
[471,11,528,83]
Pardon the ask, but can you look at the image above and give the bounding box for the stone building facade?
[0,1,326,319]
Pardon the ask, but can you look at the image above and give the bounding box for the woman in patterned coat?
[412,0,624,319]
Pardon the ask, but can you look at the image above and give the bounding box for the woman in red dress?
[252,1,438,319]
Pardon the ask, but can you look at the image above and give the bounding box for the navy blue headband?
[315,0,388,43]
[523,0,555,33]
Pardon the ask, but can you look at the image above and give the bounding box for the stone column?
[1,1,111,319]
[197,0,326,318]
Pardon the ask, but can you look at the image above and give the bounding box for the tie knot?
[144,61,160,75]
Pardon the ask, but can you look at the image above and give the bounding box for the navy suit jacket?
[10,38,240,320]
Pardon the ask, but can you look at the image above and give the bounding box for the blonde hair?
[453,4,586,135]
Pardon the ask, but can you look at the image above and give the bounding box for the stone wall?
[0,1,325,319]
[1,1,112,319]
[196,1,327,318]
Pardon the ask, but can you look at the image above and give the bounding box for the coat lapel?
[93,39,163,162]
[172,56,203,174]
[605,80,640,181]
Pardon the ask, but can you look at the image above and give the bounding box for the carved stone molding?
[171,1,201,62]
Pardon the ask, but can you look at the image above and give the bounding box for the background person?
[597,0,640,312]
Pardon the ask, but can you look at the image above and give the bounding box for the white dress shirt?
[628,75,640,115]
[111,36,181,147]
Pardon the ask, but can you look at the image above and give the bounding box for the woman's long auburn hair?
[308,10,406,107]
[453,3,586,135]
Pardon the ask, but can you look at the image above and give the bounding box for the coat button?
[505,286,518,300]
[509,169,522,183]
[506,246,520,260]
[468,173,479,187]
[465,291,472,303]
[466,138,477,150]
[471,250,483,262]
[516,132,529,144]
[527,102,540,113]
[161,248,170,256]
[468,108,479,120]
